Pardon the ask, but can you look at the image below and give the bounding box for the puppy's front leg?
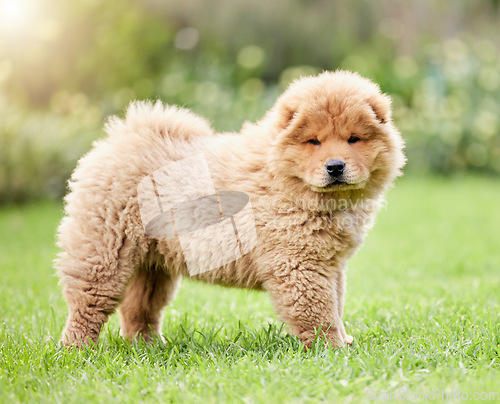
[334,269,353,345]
[264,263,346,349]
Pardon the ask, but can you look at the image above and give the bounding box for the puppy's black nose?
[325,160,345,177]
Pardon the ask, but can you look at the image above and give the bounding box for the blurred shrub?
[0,97,102,203]
[0,0,499,202]
[394,39,500,174]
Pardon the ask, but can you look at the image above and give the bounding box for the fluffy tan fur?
[57,70,405,348]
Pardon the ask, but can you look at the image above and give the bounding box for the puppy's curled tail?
[104,100,214,141]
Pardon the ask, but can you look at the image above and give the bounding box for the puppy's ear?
[272,102,308,143]
[367,94,392,124]
[276,104,299,130]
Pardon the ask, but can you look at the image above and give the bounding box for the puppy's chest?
[308,211,366,257]
[260,208,367,260]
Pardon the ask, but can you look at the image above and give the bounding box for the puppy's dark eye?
[348,136,361,144]
[307,139,321,146]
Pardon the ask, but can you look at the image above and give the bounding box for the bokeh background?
[1,0,499,203]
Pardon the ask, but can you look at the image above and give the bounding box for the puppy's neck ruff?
[270,174,383,215]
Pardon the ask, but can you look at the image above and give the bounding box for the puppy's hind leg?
[58,236,138,348]
[118,266,180,343]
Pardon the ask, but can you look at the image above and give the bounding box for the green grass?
[1,176,499,403]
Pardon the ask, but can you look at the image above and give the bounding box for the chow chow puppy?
[57,70,405,348]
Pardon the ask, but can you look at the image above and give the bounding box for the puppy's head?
[266,70,405,200]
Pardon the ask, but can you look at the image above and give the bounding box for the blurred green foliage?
[0,0,499,202]
[0,97,100,202]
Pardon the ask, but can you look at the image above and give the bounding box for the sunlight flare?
[0,0,38,35]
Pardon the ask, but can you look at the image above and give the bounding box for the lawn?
[0,175,499,403]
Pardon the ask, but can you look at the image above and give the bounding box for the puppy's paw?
[121,330,166,345]
[297,328,346,350]
[344,334,354,345]
[60,328,97,349]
